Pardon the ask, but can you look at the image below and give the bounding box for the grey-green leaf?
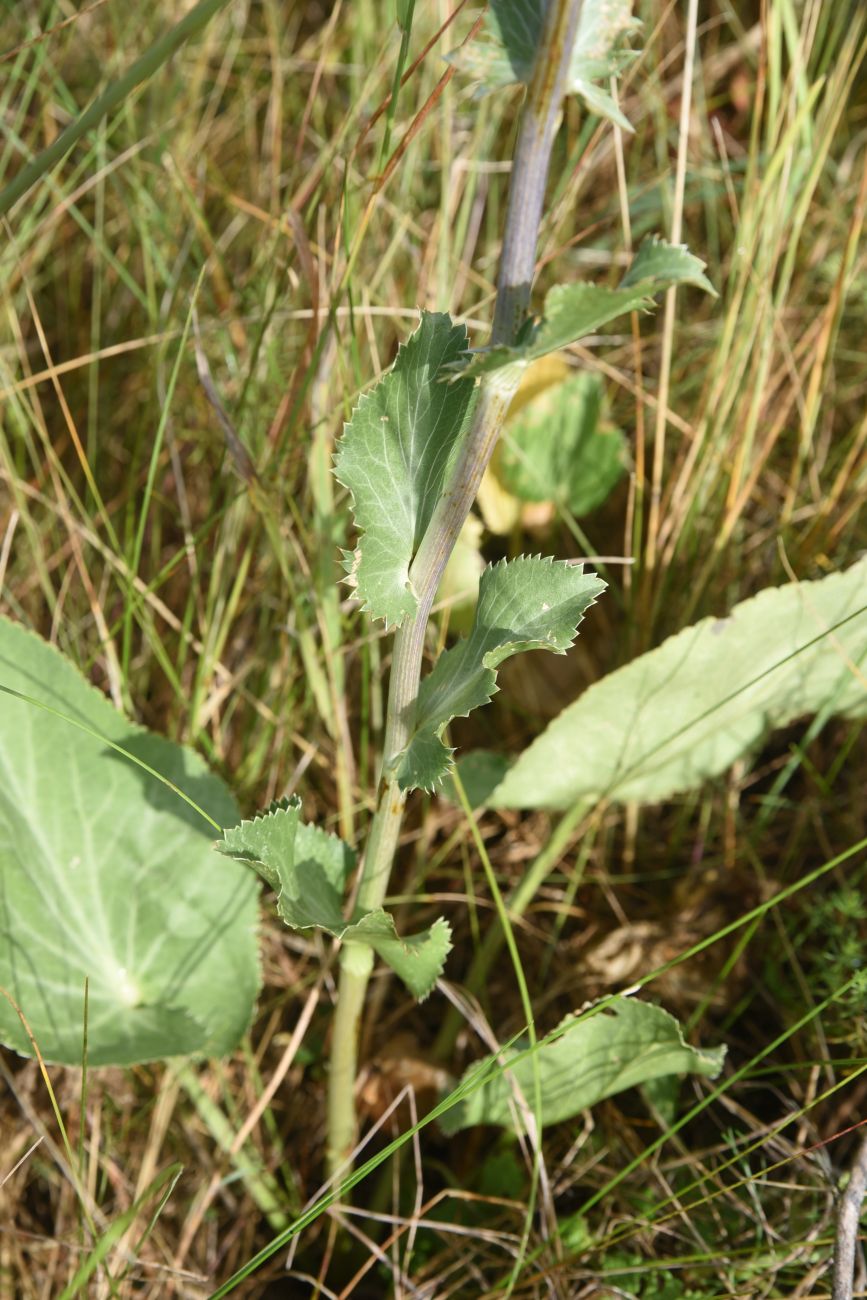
[457,283,654,380]
[218,798,354,931]
[448,0,640,130]
[217,803,450,999]
[0,618,259,1066]
[365,916,453,1001]
[489,558,867,809]
[499,370,627,514]
[441,996,725,1134]
[455,241,714,380]
[447,0,540,87]
[394,557,605,791]
[568,0,640,125]
[334,311,476,627]
[621,235,717,295]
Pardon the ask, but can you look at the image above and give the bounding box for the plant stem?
[327,0,586,1176]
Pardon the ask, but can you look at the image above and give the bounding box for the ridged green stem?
[327,0,586,1178]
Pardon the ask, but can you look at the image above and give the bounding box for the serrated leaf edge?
[394,556,605,792]
[623,235,717,297]
[216,799,450,998]
[332,310,472,629]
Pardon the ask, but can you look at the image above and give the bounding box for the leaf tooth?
[221,794,301,839]
[332,311,475,624]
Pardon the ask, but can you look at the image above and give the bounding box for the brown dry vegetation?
[1,0,866,1295]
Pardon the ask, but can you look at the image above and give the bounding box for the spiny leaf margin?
[622,235,716,295]
[334,310,476,628]
[454,239,715,380]
[393,556,606,792]
[216,799,451,999]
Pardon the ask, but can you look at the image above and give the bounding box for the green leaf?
[217,803,451,999]
[488,558,867,809]
[394,557,605,791]
[446,0,542,87]
[455,242,714,380]
[568,0,641,127]
[364,916,453,1001]
[456,284,653,379]
[218,798,353,930]
[499,370,627,514]
[0,618,259,1066]
[440,996,725,1134]
[569,78,633,132]
[621,235,717,296]
[334,311,476,627]
[448,0,640,129]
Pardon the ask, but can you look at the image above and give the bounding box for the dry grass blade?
[0,1,865,1295]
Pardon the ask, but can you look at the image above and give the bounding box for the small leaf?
[446,0,545,90]
[499,370,627,515]
[570,78,634,131]
[394,557,605,791]
[334,311,476,627]
[456,283,654,379]
[448,0,640,129]
[0,619,259,1066]
[218,798,353,931]
[488,558,867,809]
[621,235,717,296]
[367,915,453,1001]
[440,997,725,1134]
[568,0,640,127]
[454,241,714,381]
[217,803,450,999]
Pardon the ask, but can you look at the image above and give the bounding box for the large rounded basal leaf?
[488,559,867,809]
[0,619,259,1066]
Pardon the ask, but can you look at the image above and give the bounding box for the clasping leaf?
[449,0,641,130]
[394,556,605,791]
[217,800,451,999]
[334,311,476,628]
[455,239,715,380]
